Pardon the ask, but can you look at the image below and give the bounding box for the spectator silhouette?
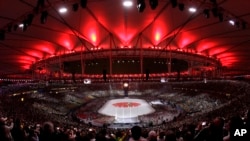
[39,121,58,141]
[0,117,14,141]
[11,118,25,141]
[194,117,224,141]
[148,130,157,141]
[158,131,165,141]
[129,126,147,141]
[165,129,176,141]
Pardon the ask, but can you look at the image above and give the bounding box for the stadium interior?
[0,0,250,141]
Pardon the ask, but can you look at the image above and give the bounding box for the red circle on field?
[113,102,140,108]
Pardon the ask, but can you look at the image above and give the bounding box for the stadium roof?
[0,0,250,74]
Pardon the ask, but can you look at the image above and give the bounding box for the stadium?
[0,0,250,141]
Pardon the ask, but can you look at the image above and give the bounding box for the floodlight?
[137,0,146,12]
[149,0,158,10]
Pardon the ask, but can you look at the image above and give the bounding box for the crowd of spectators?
[0,80,250,141]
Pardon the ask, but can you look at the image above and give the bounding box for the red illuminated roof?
[0,0,250,74]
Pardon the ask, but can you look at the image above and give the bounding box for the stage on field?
[98,98,155,123]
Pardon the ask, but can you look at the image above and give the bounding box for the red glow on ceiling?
[17,56,36,69]
[26,51,43,59]
[34,44,55,55]
[18,56,36,62]
[74,45,86,52]
[21,65,31,70]
[115,30,137,45]
[141,18,169,46]
[221,60,236,66]
[40,47,51,54]
[218,54,238,67]
[17,60,33,64]
[177,32,197,48]
[217,53,234,59]
[220,57,237,61]
[208,47,228,56]
[91,33,97,43]
[197,41,217,52]
[63,40,72,50]
[155,32,161,43]
[180,38,190,48]
[81,19,104,46]
[57,34,75,50]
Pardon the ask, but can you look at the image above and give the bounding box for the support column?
[168,46,172,75]
[31,62,35,80]
[59,51,63,82]
[188,61,193,77]
[140,36,143,81]
[80,44,85,79]
[44,59,47,81]
[109,50,112,79]
[109,34,113,80]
